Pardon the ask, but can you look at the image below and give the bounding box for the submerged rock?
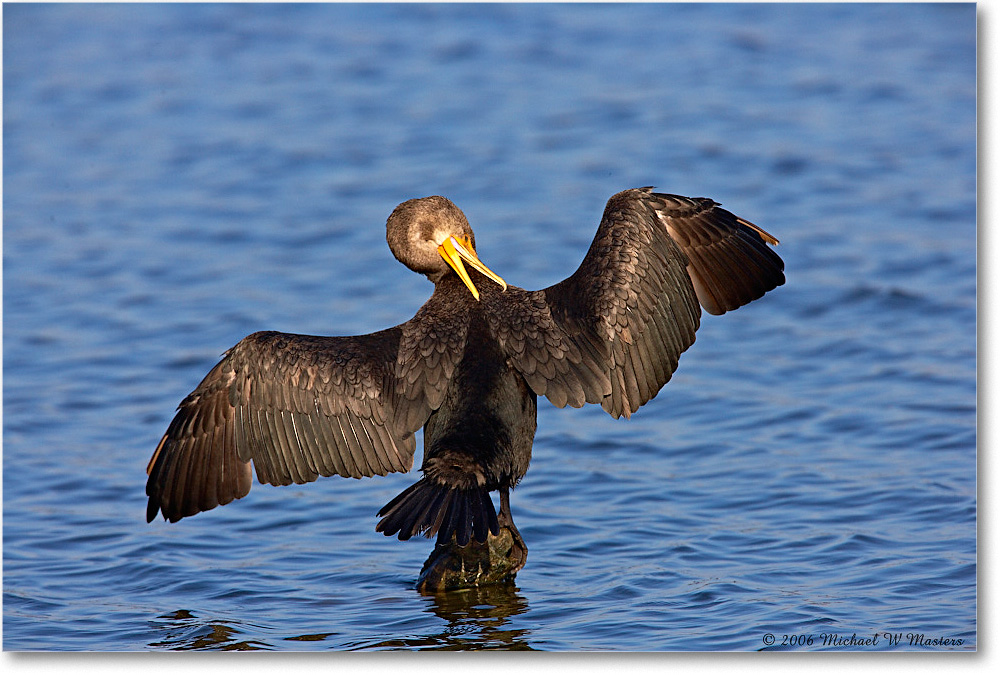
[417,525,527,593]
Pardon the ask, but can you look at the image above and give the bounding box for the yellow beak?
[437,235,507,301]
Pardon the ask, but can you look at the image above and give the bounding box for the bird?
[145,187,784,558]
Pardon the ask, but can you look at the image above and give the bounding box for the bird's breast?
[421,308,537,485]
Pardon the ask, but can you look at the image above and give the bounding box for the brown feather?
[147,187,783,531]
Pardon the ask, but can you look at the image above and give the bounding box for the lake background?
[3,2,977,652]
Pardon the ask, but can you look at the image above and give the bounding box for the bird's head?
[386,196,507,301]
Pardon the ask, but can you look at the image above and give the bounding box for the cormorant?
[146,187,784,574]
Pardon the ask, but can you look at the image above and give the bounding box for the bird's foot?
[416,525,528,593]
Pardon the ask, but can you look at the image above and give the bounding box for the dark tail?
[376,477,499,546]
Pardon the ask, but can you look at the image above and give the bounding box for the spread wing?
[486,187,785,419]
[146,303,467,522]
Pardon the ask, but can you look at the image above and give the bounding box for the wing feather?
[146,318,457,522]
[654,192,785,315]
[489,187,784,419]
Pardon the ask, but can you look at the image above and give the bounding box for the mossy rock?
[417,525,527,593]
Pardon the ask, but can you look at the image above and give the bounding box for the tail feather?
[376,477,499,546]
[454,496,470,546]
[406,485,447,540]
[429,491,451,532]
[474,490,500,543]
[377,481,428,541]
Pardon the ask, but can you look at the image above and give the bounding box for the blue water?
[3,3,976,651]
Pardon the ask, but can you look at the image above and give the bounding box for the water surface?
[3,3,976,651]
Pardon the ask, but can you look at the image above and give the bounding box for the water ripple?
[3,2,975,651]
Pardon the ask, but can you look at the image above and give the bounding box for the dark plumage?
[146,188,785,552]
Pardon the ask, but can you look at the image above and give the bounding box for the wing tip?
[738,216,780,246]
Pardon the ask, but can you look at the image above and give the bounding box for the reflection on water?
[149,610,269,651]
[148,584,532,651]
[364,584,533,651]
